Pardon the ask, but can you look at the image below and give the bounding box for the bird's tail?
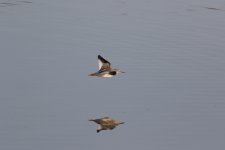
[89,72,99,76]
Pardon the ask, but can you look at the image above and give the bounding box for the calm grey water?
[0,0,225,150]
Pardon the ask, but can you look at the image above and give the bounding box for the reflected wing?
[98,55,111,71]
[89,119,102,124]
[90,117,111,124]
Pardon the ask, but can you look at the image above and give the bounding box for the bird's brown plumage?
[89,117,124,132]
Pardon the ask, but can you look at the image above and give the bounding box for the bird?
[89,55,125,77]
[89,117,125,133]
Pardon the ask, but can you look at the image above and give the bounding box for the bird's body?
[89,55,124,78]
[89,117,124,132]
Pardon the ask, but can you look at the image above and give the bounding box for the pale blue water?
[0,0,225,150]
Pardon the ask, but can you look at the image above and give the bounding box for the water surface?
[0,0,225,150]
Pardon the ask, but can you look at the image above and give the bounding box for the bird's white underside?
[102,74,113,78]
[97,124,102,130]
[98,59,103,70]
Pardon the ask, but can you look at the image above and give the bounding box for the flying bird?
[89,55,125,77]
[89,117,124,133]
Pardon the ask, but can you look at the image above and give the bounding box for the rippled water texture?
[0,0,225,150]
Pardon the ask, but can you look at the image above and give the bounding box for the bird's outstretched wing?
[98,55,111,71]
